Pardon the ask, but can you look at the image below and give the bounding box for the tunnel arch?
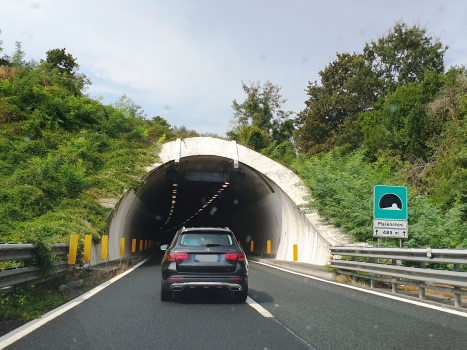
[96,137,331,265]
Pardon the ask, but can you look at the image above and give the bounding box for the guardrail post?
[369,258,376,288]
[391,259,398,293]
[352,256,357,284]
[453,264,462,307]
[419,262,426,298]
[293,244,298,262]
[454,287,462,307]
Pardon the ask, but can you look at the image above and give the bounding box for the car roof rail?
[224,227,229,230]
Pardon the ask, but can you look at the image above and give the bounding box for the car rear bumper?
[169,282,243,292]
[162,274,247,292]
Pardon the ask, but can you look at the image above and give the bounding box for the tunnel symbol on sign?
[379,193,403,211]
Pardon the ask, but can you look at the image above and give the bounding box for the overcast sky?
[1,0,466,135]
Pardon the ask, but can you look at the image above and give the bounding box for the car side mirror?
[160,244,168,251]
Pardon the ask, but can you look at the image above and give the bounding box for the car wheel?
[160,284,172,301]
[234,285,248,302]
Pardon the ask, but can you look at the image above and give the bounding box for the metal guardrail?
[0,243,70,293]
[330,247,467,308]
[0,243,69,262]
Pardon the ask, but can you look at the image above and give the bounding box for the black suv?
[160,227,248,302]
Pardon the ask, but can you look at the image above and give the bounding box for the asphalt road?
[5,253,467,350]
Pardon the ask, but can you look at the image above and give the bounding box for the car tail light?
[175,253,189,260]
[167,252,189,261]
[226,253,245,261]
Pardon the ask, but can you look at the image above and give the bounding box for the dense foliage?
[295,21,448,155]
[227,80,296,166]
[0,38,200,245]
[290,21,467,248]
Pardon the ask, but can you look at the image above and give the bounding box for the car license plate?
[194,254,219,262]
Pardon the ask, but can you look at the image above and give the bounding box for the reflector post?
[83,235,92,262]
[250,240,254,252]
[267,240,271,255]
[120,238,125,256]
[132,239,136,253]
[139,240,143,251]
[293,244,298,262]
[144,240,148,250]
[101,235,108,260]
[68,234,79,265]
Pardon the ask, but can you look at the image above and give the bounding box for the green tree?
[295,21,448,156]
[229,80,293,146]
[360,71,445,160]
[43,48,79,77]
[364,20,447,96]
[295,53,378,155]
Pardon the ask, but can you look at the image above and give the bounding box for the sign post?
[373,185,408,246]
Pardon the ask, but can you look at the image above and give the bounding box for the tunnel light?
[213,195,218,198]
[172,195,176,199]
[173,183,178,187]
[219,189,224,191]
[172,201,176,204]
[225,182,230,185]
[173,190,177,193]
[222,184,228,188]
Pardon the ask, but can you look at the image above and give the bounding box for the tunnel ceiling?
[130,155,275,240]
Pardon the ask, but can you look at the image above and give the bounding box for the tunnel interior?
[125,155,283,257]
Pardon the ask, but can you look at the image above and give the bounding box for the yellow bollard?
[250,240,254,252]
[120,238,125,256]
[238,241,241,247]
[144,240,148,250]
[68,234,79,265]
[267,240,271,255]
[83,235,92,262]
[101,235,108,260]
[139,240,143,251]
[293,244,298,262]
[132,239,136,253]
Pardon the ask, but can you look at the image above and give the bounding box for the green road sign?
[373,185,407,220]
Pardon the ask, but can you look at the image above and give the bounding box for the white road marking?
[246,296,274,318]
[0,254,155,350]
[251,261,467,318]
[247,295,316,349]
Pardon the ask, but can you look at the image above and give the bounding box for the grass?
[0,286,67,322]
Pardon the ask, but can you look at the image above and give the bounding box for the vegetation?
[288,21,467,248]
[225,21,466,248]
[0,286,67,322]
[227,80,296,166]
[0,36,207,249]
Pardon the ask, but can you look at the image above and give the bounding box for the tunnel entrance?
[105,138,330,266]
[127,155,278,255]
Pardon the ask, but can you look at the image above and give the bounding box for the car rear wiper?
[205,244,222,247]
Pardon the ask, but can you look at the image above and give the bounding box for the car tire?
[234,285,248,302]
[160,284,172,301]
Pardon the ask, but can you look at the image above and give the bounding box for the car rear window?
[178,232,234,247]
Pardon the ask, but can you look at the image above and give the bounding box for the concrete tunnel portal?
[104,138,331,266]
